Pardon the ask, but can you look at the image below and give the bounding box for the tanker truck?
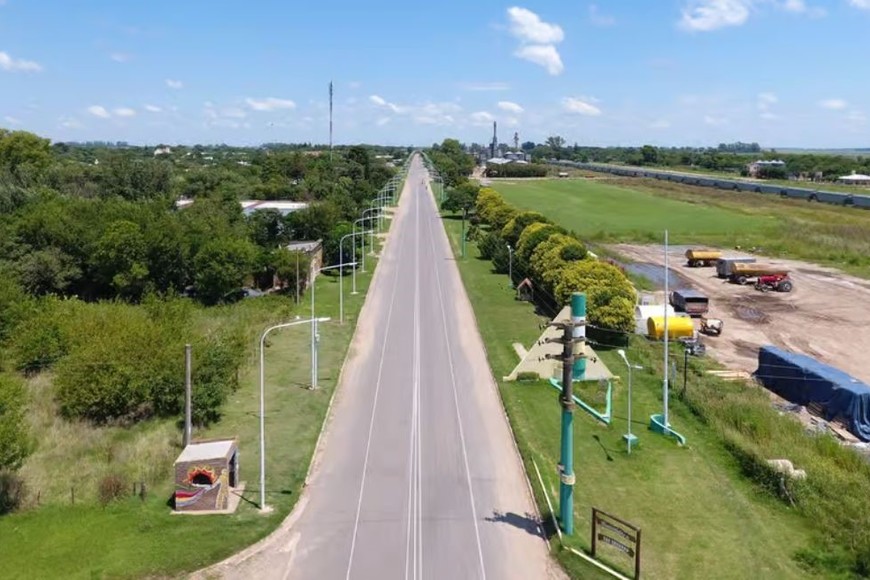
[729,262,791,286]
[685,248,722,267]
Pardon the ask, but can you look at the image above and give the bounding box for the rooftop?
[174,439,236,464]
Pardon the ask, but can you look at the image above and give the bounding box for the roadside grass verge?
[0,243,384,579]
[442,215,818,579]
[493,178,870,277]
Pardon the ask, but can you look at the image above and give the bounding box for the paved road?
[202,155,559,579]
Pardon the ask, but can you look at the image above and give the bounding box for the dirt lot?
[614,244,870,383]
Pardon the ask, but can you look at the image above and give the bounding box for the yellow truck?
[685,249,722,267]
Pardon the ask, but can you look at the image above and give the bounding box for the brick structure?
[174,439,239,512]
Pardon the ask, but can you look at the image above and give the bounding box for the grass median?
[0,241,384,579]
[441,214,817,579]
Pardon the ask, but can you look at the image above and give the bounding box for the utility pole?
[295,251,300,305]
[328,81,334,162]
[545,320,576,536]
[183,344,192,447]
[461,207,467,258]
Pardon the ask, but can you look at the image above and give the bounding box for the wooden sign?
[592,507,642,579]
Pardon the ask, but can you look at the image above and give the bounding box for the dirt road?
[614,244,870,383]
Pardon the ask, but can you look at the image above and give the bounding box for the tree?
[16,247,82,296]
[516,223,566,270]
[554,261,636,331]
[271,249,310,295]
[441,181,480,214]
[641,145,659,165]
[0,130,51,183]
[193,238,257,304]
[248,209,287,249]
[92,220,150,299]
[501,211,551,247]
[286,202,340,242]
[530,233,587,293]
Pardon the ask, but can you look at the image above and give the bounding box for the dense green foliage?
[471,187,634,331]
[428,139,475,187]
[0,375,30,471]
[483,163,548,178]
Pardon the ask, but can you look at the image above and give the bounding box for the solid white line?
[424,180,487,580]
[415,185,423,580]
[345,181,407,580]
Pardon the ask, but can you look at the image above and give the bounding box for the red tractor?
[755,273,793,293]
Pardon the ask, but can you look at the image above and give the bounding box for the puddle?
[622,262,682,289]
[733,305,770,324]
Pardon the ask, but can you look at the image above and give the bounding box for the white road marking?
[424,177,487,580]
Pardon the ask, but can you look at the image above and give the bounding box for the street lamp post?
[353,216,378,273]
[338,231,367,320]
[617,349,643,454]
[309,264,348,390]
[258,317,330,512]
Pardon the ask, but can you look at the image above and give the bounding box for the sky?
[1,0,869,148]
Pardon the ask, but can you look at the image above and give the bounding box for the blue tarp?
[753,345,870,441]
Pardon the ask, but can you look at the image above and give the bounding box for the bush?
[554,261,636,332]
[516,371,540,382]
[478,232,503,261]
[516,223,566,269]
[10,297,71,374]
[530,234,585,293]
[98,473,128,506]
[484,163,548,178]
[0,375,31,472]
[0,470,26,514]
[501,211,551,247]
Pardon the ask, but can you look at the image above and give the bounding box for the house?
[747,159,785,178]
[154,145,172,156]
[838,171,870,186]
[282,240,323,292]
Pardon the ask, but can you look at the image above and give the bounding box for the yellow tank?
[647,315,695,340]
[685,249,722,265]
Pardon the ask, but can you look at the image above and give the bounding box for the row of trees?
[0,128,405,502]
[467,188,636,332]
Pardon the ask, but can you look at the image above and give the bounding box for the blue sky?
[1,0,869,147]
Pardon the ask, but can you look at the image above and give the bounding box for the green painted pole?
[571,292,587,380]
[558,320,575,536]
[461,209,467,258]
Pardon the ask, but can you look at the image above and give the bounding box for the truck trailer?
[729,263,790,285]
[716,257,757,279]
[685,249,722,267]
[669,289,710,316]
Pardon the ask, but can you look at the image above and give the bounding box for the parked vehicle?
[755,274,793,293]
[729,263,790,285]
[685,249,722,267]
[716,257,757,279]
[670,289,710,316]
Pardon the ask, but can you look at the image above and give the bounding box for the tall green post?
[571,293,587,380]
[461,208,467,258]
[558,320,576,536]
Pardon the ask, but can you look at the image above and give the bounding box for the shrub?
[484,163,548,178]
[516,372,540,382]
[10,297,71,374]
[98,473,128,506]
[478,232,503,260]
[501,211,551,247]
[516,223,566,269]
[474,188,503,222]
[0,375,31,471]
[489,204,519,232]
[554,261,636,332]
[0,470,26,514]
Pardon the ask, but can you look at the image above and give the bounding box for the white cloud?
[504,117,520,127]
[760,112,780,120]
[650,119,671,129]
[589,4,616,26]
[679,0,751,31]
[459,82,510,92]
[757,92,778,108]
[779,0,826,17]
[506,7,565,75]
[562,97,602,116]
[220,107,247,119]
[113,107,136,117]
[850,0,870,9]
[4,116,21,125]
[165,79,183,89]
[0,51,43,72]
[59,116,83,129]
[369,94,404,114]
[498,101,524,114]
[507,6,564,43]
[820,98,848,110]
[514,44,564,75]
[87,105,111,119]
[110,52,131,63]
[704,115,728,125]
[470,111,495,125]
[847,110,867,123]
[376,117,391,126]
[245,97,297,112]
[144,104,163,113]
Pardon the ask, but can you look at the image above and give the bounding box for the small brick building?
[174,439,239,512]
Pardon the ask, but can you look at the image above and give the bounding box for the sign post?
[591,508,642,579]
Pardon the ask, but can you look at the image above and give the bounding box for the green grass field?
[441,215,817,579]
[493,177,870,277]
[0,242,384,579]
